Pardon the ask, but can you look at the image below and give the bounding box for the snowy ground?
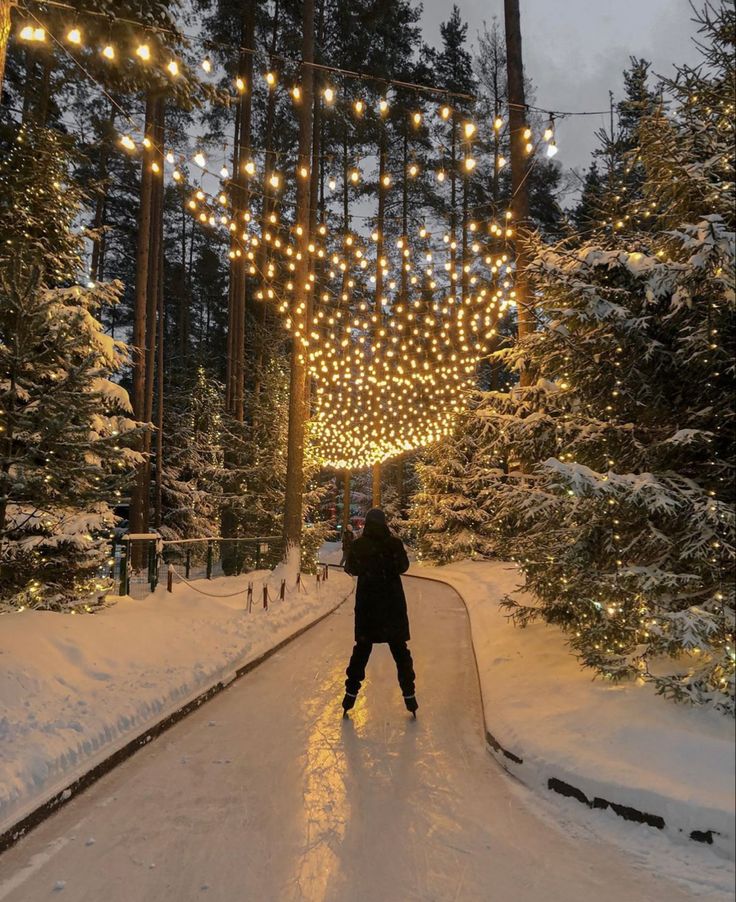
[1,578,730,902]
[0,564,352,839]
[407,559,735,862]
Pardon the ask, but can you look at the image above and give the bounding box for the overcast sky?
[420,0,704,186]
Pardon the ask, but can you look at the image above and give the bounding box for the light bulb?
[194,152,206,167]
[167,60,179,76]
[202,59,212,73]
[102,44,115,60]
[67,27,82,45]
[136,44,151,62]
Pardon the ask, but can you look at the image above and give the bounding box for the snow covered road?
[0,578,723,901]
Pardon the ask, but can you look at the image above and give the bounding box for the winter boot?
[342,692,357,716]
[403,694,419,717]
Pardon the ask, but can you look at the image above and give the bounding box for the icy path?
[0,579,716,902]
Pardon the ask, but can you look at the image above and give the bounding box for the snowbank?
[409,559,735,859]
[0,567,353,837]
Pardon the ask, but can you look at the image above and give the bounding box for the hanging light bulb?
[292,84,301,101]
[328,178,337,190]
[463,121,476,139]
[323,86,335,103]
[349,169,360,184]
[265,71,276,87]
[172,169,182,181]
[136,43,151,62]
[201,59,212,73]
[220,165,229,178]
[440,105,451,120]
[66,27,83,45]
[244,160,256,176]
[269,173,281,189]
[166,151,175,163]
[493,116,503,130]
[408,163,418,177]
[194,152,206,167]
[379,98,389,115]
[381,173,391,188]
[354,99,364,115]
[436,169,446,182]
[235,76,246,92]
[102,43,115,60]
[497,155,507,169]
[413,111,422,126]
[167,60,179,77]
[546,142,558,157]
[119,135,136,151]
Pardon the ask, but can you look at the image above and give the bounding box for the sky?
[420,0,704,187]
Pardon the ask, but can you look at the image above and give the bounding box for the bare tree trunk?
[155,229,165,528]
[253,0,280,401]
[227,2,256,422]
[282,0,315,557]
[90,104,116,283]
[141,96,165,530]
[342,470,350,531]
[504,0,534,360]
[371,128,387,508]
[449,115,457,286]
[0,0,12,98]
[129,95,156,538]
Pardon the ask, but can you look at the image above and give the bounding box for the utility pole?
[282,0,315,561]
[503,0,534,360]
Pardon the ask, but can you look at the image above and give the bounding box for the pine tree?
[491,5,735,714]
[407,399,499,564]
[160,366,224,539]
[0,127,142,609]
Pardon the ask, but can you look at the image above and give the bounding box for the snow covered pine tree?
[0,127,142,609]
[492,3,735,714]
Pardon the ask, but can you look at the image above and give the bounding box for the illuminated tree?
[0,128,142,608]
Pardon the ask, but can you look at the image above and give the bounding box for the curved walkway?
[0,580,702,901]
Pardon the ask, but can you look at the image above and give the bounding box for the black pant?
[345,640,416,697]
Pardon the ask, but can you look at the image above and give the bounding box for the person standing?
[341,508,418,717]
[339,522,355,567]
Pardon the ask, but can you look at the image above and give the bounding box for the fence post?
[167,564,174,593]
[185,548,191,579]
[206,539,213,580]
[119,540,129,596]
[262,586,268,610]
[147,541,157,592]
[247,582,253,613]
[256,542,261,570]
[280,579,286,601]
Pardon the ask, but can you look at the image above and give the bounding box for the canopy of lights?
[14,7,563,470]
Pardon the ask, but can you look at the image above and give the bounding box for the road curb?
[0,592,351,857]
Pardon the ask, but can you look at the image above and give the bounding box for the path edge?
[398,566,731,858]
[0,591,351,857]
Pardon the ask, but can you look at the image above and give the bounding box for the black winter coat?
[344,522,411,644]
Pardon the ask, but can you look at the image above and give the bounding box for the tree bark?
[504,0,534,362]
[342,470,350,531]
[371,127,387,508]
[282,0,315,557]
[128,95,156,538]
[0,0,12,98]
[227,2,257,422]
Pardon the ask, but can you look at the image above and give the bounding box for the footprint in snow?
[85,837,95,846]
[53,880,66,892]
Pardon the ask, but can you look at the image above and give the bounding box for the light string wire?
[17,0,614,117]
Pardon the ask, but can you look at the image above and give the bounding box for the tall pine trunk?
[282,0,315,560]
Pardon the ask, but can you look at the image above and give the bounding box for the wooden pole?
[282,0,315,557]
[503,0,534,361]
